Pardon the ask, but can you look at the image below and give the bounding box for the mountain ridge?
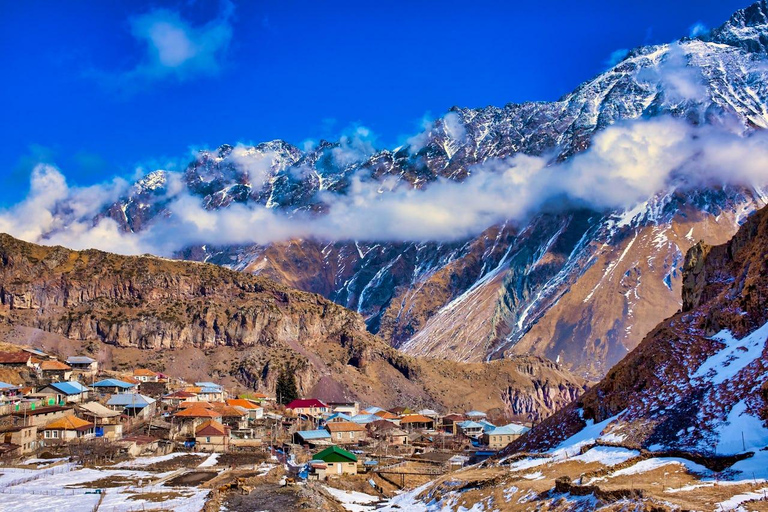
[0,232,585,419]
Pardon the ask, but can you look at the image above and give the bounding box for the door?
[337,462,342,475]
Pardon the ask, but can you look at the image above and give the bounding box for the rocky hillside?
[508,203,768,459]
[0,233,584,418]
[86,2,768,380]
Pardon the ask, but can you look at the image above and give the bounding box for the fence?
[0,462,77,489]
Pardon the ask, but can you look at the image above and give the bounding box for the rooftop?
[196,419,228,436]
[44,415,93,431]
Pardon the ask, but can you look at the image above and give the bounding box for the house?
[39,361,72,381]
[0,425,37,454]
[389,406,414,415]
[285,399,329,417]
[325,412,352,423]
[417,409,440,421]
[482,423,530,449]
[211,404,249,430]
[195,382,224,402]
[400,414,436,431]
[162,390,197,407]
[133,368,160,383]
[11,405,71,427]
[225,398,264,420]
[441,414,466,434]
[41,415,94,444]
[374,410,400,424]
[0,382,21,404]
[327,401,359,416]
[349,414,380,425]
[456,420,484,438]
[195,420,230,452]
[326,421,366,444]
[245,392,273,403]
[0,352,33,368]
[465,410,487,420]
[66,356,98,374]
[173,405,222,436]
[313,445,358,476]
[106,393,156,418]
[37,381,91,404]
[293,429,332,447]
[362,406,384,415]
[92,378,137,395]
[367,420,408,446]
[77,401,123,440]
[117,434,160,457]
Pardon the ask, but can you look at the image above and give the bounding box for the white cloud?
[604,48,629,68]
[111,2,234,86]
[4,116,768,256]
[689,22,709,38]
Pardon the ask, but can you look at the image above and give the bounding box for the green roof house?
[312,445,358,476]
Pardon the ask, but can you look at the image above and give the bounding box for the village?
[0,347,531,511]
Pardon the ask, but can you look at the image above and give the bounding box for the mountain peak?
[704,0,768,53]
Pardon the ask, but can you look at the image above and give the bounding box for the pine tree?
[276,369,298,405]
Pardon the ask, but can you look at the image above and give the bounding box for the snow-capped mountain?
[101,1,768,379]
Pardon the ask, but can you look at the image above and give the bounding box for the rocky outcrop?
[509,204,768,453]
[0,233,585,417]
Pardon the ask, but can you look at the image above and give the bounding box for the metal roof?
[106,393,155,408]
[93,379,135,389]
[457,420,484,429]
[486,423,530,436]
[48,381,90,395]
[66,356,96,364]
[297,429,332,440]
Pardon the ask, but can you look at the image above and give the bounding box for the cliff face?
[0,233,584,417]
[509,204,768,453]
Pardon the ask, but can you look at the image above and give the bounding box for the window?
[337,432,342,439]
[206,437,211,442]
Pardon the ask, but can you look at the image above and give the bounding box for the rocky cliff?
[0,233,584,418]
[509,203,768,454]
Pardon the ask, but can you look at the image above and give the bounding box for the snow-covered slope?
[510,203,768,462]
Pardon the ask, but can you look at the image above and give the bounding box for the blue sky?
[0,0,750,205]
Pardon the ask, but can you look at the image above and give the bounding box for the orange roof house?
[326,421,366,433]
[400,414,434,425]
[226,398,261,410]
[133,369,158,377]
[195,419,229,437]
[40,361,72,371]
[174,406,222,419]
[44,415,94,431]
[374,410,399,420]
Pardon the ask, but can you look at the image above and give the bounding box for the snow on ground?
[729,449,768,480]
[509,457,550,472]
[715,487,768,511]
[570,446,640,466]
[0,464,209,512]
[550,412,621,459]
[522,471,544,480]
[23,457,69,466]
[198,453,220,467]
[589,457,710,484]
[113,452,198,468]
[324,486,380,512]
[0,493,101,512]
[693,321,768,385]
[256,462,276,476]
[716,400,768,456]
[99,485,210,512]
